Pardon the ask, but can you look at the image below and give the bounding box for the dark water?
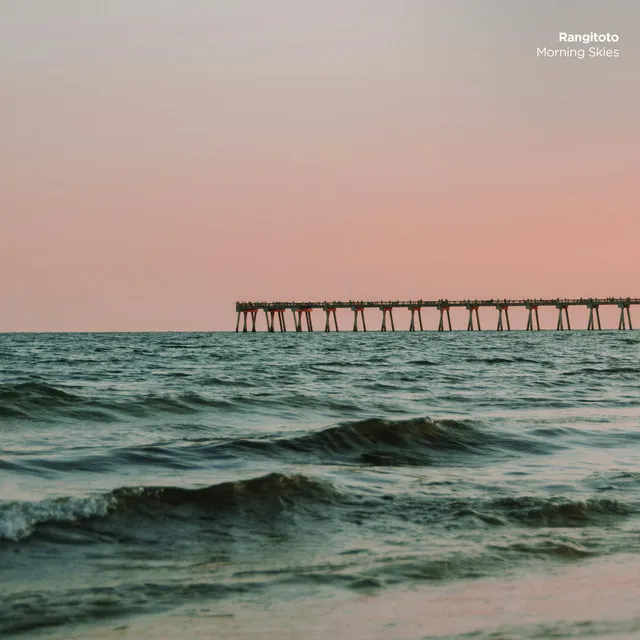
[2,331,640,639]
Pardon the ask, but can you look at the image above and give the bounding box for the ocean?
[1,330,640,639]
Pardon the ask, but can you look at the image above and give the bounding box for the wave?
[489,496,633,527]
[0,382,236,422]
[493,538,595,558]
[561,366,640,377]
[225,416,557,465]
[172,418,476,467]
[396,495,635,531]
[0,580,258,636]
[330,490,637,534]
[6,416,561,476]
[280,531,611,591]
[0,473,340,543]
[0,382,80,419]
[280,417,492,463]
[475,356,542,365]
[0,382,366,422]
[5,474,628,549]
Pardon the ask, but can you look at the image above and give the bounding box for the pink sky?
[2,1,638,331]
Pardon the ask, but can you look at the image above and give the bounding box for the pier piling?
[293,308,314,332]
[272,309,286,332]
[265,309,273,332]
[525,304,541,331]
[408,306,424,331]
[324,307,339,332]
[408,306,423,331]
[618,302,632,330]
[466,304,481,331]
[237,309,259,332]
[496,304,511,331]
[380,307,396,331]
[352,307,367,332]
[587,301,602,330]
[437,303,452,331]
[556,303,571,331]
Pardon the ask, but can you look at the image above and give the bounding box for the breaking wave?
[0,473,340,543]
[4,473,633,547]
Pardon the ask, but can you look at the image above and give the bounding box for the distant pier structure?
[235,299,638,332]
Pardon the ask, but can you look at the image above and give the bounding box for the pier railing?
[234,298,638,332]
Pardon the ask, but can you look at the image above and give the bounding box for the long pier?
[235,298,639,332]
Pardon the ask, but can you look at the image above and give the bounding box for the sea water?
[1,331,640,638]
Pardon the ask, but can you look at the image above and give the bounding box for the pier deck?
[235,298,638,332]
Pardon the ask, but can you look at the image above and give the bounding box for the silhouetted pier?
[235,299,638,332]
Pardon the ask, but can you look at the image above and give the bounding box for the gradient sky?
[2,0,638,331]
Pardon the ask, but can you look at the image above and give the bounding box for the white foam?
[0,494,115,541]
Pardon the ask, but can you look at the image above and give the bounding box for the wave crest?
[490,496,632,527]
[0,383,80,418]
[0,382,234,422]
[0,473,339,543]
[278,417,487,465]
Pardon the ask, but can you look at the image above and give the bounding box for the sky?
[2,0,639,331]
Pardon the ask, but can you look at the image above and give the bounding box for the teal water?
[1,331,640,638]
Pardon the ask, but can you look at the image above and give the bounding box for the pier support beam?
[587,303,602,330]
[526,304,541,331]
[265,310,274,332]
[241,309,258,332]
[240,310,257,332]
[235,311,241,333]
[556,306,563,330]
[380,307,395,331]
[408,307,424,331]
[351,307,367,332]
[466,305,481,330]
[618,303,632,330]
[324,307,339,332]
[556,304,570,330]
[437,304,452,331]
[294,308,313,331]
[496,304,511,331]
[272,309,286,332]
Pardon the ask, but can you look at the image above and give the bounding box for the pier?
[235,299,639,332]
